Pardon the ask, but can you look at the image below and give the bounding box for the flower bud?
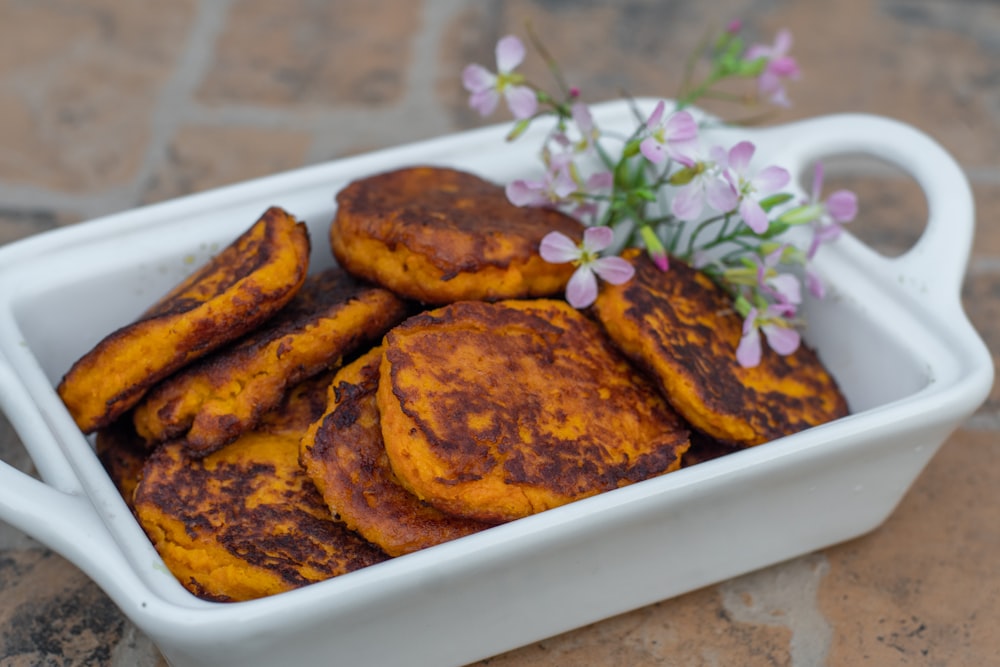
[622,140,642,158]
[759,192,794,212]
[777,203,824,225]
[639,226,669,271]
[733,294,753,318]
[506,118,533,142]
[737,56,768,78]
[669,165,698,186]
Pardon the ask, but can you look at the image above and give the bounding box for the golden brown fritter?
[58,207,311,434]
[132,267,410,456]
[680,429,744,467]
[95,414,148,508]
[378,299,690,524]
[301,347,494,557]
[133,371,388,602]
[330,166,584,304]
[592,249,850,448]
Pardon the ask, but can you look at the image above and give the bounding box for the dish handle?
[761,113,974,308]
[0,352,129,579]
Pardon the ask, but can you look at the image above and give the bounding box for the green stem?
[525,21,572,99]
[682,213,728,259]
[678,28,713,102]
[593,139,618,172]
[676,70,722,109]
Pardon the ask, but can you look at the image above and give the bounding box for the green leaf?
[622,140,641,158]
[777,203,823,225]
[505,118,533,141]
[737,56,768,78]
[758,192,794,212]
[761,221,791,238]
[669,166,698,186]
[733,294,753,317]
[614,160,632,188]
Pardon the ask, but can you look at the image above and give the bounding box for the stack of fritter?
[62,166,848,603]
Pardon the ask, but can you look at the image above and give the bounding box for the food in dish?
[132,267,410,456]
[57,206,310,433]
[57,165,851,602]
[378,299,691,523]
[330,166,583,304]
[95,416,148,508]
[593,249,849,447]
[300,347,494,557]
[132,371,389,602]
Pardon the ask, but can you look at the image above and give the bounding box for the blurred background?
[1,1,997,665]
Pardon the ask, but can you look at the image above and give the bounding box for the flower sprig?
[461,24,857,367]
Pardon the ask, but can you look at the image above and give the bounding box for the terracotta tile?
[473,585,793,667]
[196,0,421,108]
[816,168,1000,263]
[0,414,36,481]
[816,167,1000,261]
[970,183,1000,259]
[141,124,312,204]
[439,0,756,129]
[0,548,163,665]
[818,160,929,258]
[440,0,999,170]
[0,0,197,193]
[961,270,1000,413]
[755,0,1000,170]
[818,430,1000,665]
[0,208,61,247]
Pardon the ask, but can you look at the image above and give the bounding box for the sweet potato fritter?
[95,415,148,508]
[301,347,494,557]
[330,166,584,304]
[133,372,388,602]
[378,299,690,524]
[132,267,410,456]
[592,249,850,448]
[57,207,310,433]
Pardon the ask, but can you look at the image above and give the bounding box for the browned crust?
[378,299,690,523]
[330,166,583,303]
[592,249,850,447]
[132,371,388,602]
[301,347,493,557]
[132,268,411,455]
[57,207,311,433]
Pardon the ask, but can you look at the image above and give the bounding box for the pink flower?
[720,141,790,233]
[640,102,699,166]
[671,145,740,221]
[506,161,577,208]
[540,227,635,308]
[755,245,802,307]
[566,171,614,219]
[462,35,538,119]
[736,305,801,368]
[550,103,601,157]
[806,162,857,253]
[804,163,858,297]
[745,29,800,107]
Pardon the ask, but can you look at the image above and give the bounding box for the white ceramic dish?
[0,100,991,667]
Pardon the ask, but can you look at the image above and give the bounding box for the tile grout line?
[0,0,233,223]
[129,0,234,206]
[301,0,469,164]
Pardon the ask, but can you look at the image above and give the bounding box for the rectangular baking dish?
[0,99,991,667]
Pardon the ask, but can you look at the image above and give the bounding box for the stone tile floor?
[1,0,997,665]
